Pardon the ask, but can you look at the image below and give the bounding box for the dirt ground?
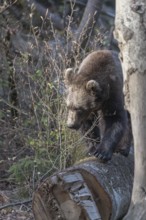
[0,206,34,220]
[0,190,34,220]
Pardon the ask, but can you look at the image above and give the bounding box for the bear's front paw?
[94,146,113,162]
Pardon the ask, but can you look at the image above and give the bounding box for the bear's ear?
[64,68,74,85]
[86,80,101,93]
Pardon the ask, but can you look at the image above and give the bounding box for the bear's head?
[64,68,108,130]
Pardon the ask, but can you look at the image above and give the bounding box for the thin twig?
[0,0,17,14]
[0,198,32,210]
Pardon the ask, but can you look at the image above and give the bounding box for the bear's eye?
[75,107,85,114]
[67,105,85,113]
[76,109,82,114]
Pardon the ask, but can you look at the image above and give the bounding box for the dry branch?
[32,154,134,220]
[30,0,64,30]
[73,0,103,48]
[0,199,32,210]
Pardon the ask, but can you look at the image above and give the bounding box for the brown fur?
[64,50,132,162]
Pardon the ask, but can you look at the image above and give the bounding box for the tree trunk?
[114,0,146,219]
[32,154,133,220]
[74,0,103,48]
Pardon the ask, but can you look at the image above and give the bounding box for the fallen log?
[32,154,134,220]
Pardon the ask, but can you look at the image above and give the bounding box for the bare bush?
[0,0,114,206]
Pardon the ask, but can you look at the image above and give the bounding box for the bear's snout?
[67,110,81,130]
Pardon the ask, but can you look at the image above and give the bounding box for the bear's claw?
[94,148,113,162]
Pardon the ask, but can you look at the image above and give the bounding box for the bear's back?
[74,50,123,86]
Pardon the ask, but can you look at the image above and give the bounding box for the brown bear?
[64,50,132,162]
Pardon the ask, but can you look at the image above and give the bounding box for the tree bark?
[32,154,133,220]
[114,0,146,219]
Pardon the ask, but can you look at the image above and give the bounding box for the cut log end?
[32,154,134,220]
[33,171,103,220]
